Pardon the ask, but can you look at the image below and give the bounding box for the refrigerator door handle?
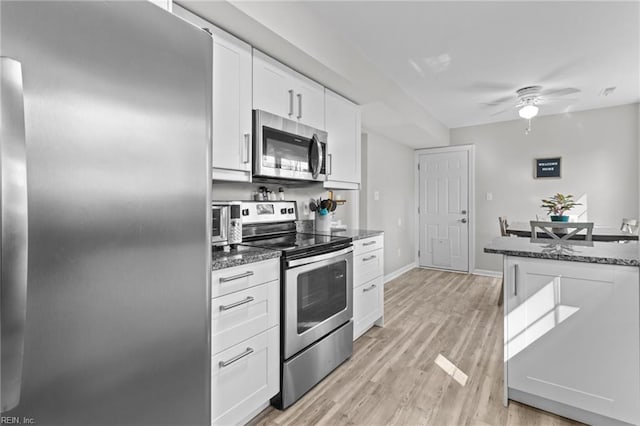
[0,57,29,413]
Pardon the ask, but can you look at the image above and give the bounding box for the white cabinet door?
[253,49,293,119]
[253,49,325,130]
[295,77,325,130]
[211,280,279,355]
[212,327,279,426]
[325,89,361,189]
[354,276,383,340]
[505,257,640,425]
[172,5,251,182]
[211,29,252,181]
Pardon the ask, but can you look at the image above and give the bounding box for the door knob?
[461,218,467,224]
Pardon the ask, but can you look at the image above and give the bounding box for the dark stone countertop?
[330,229,385,241]
[212,245,280,271]
[484,237,639,267]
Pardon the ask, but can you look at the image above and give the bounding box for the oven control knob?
[280,208,287,214]
[287,208,294,214]
[242,209,249,216]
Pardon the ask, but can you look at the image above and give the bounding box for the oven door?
[283,247,353,359]
[253,109,326,182]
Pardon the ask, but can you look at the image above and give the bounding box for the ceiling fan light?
[519,104,539,119]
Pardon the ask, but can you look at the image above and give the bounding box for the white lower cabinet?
[212,327,279,426]
[352,235,385,340]
[211,258,280,425]
[504,256,640,425]
[354,276,383,339]
[212,280,279,355]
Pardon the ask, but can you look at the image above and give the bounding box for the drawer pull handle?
[362,241,377,246]
[363,284,377,292]
[362,255,377,262]
[219,271,254,283]
[219,347,254,368]
[219,296,254,311]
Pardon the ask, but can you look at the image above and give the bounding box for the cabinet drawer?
[212,327,279,426]
[354,276,383,339]
[212,280,279,355]
[354,235,383,255]
[354,248,383,285]
[212,258,279,298]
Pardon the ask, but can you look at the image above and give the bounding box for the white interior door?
[419,150,469,272]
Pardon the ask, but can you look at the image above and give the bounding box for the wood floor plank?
[248,268,584,426]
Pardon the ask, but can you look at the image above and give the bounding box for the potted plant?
[540,193,581,222]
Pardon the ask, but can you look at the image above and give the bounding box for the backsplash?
[212,181,359,229]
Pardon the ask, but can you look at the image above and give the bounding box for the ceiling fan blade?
[489,108,509,117]
[540,97,578,103]
[541,87,581,97]
[484,95,514,106]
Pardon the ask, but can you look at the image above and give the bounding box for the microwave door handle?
[309,135,322,179]
[316,137,323,178]
[220,207,228,242]
[0,57,29,413]
[297,93,302,119]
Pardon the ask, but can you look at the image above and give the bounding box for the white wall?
[360,131,416,277]
[451,103,639,272]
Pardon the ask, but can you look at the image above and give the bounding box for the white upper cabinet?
[210,28,252,181]
[253,49,325,130]
[173,5,252,182]
[324,89,361,189]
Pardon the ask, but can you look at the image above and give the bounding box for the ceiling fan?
[482,85,581,118]
[481,85,581,133]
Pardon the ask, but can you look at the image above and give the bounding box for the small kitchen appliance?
[212,201,242,246]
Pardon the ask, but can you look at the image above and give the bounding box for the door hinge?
[418,250,421,257]
[418,207,420,214]
[418,163,420,171]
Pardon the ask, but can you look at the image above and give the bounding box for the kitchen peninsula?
[485,238,640,426]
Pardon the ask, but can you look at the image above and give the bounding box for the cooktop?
[242,232,352,258]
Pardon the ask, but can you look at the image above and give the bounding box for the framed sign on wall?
[535,157,561,178]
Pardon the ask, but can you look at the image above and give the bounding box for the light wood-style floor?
[249,268,583,426]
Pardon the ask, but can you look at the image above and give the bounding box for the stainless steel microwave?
[253,109,327,182]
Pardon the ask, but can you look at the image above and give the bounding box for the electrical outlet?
[486,192,493,201]
[397,248,401,257]
[374,191,380,201]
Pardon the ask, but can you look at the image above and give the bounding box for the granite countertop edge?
[484,247,639,267]
[212,247,281,271]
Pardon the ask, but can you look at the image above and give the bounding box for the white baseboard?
[473,268,503,278]
[384,262,417,283]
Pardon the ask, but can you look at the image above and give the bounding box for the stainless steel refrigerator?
[1,2,212,424]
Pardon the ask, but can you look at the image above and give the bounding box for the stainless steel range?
[239,201,353,409]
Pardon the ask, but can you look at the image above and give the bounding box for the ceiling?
[178,1,639,146]
[303,1,640,129]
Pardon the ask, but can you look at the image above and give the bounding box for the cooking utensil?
[309,201,317,212]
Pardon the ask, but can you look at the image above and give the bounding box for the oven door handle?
[287,246,353,268]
